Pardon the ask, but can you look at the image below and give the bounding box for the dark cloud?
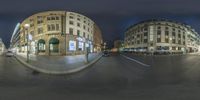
[1,0,200,48]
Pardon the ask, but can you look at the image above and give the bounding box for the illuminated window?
[69,40,76,51]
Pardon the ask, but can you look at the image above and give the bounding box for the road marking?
[120,54,151,67]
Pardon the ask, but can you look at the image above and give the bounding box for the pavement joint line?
[14,54,102,75]
[120,54,151,67]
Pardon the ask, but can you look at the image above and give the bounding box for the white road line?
[120,54,151,67]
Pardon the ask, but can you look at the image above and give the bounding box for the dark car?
[103,51,110,57]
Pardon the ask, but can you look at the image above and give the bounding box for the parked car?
[6,51,14,57]
[103,51,110,57]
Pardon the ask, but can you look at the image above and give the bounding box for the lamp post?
[169,37,172,55]
[103,42,107,51]
[24,24,30,63]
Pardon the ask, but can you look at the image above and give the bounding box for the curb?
[14,54,102,75]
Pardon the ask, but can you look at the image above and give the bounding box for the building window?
[77,30,80,36]
[178,34,181,38]
[137,40,140,44]
[157,30,161,35]
[183,41,185,45]
[178,40,181,44]
[37,20,43,24]
[77,23,80,27]
[165,38,169,43]
[144,39,148,43]
[69,21,74,25]
[69,16,74,19]
[157,38,161,42]
[47,17,51,20]
[172,32,176,36]
[144,32,148,36]
[83,25,86,30]
[51,24,55,30]
[48,25,51,31]
[172,39,176,43]
[56,24,59,31]
[165,31,169,36]
[51,17,55,20]
[183,35,185,39]
[38,43,45,51]
[144,27,148,31]
[77,18,80,21]
[157,26,161,30]
[137,34,140,38]
[47,24,56,31]
[38,28,43,34]
[69,28,73,35]
[56,16,59,20]
[165,27,169,30]
[83,32,85,37]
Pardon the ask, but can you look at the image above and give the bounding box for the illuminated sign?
[69,40,76,51]
[78,42,84,51]
[76,37,86,42]
[85,43,89,47]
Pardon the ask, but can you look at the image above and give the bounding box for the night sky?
[1,0,200,48]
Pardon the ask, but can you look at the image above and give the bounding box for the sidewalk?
[15,52,102,74]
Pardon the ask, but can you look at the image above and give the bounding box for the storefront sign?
[69,40,76,51]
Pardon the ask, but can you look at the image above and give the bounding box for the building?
[114,40,123,48]
[111,40,124,52]
[93,24,103,52]
[10,23,20,53]
[124,19,200,54]
[0,38,5,55]
[11,11,103,56]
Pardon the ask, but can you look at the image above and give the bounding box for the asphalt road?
[1,53,200,100]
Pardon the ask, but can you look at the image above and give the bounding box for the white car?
[6,51,14,57]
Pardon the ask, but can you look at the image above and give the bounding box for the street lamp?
[169,37,172,55]
[24,24,30,63]
[103,42,107,51]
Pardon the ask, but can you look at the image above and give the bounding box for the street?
[1,54,200,100]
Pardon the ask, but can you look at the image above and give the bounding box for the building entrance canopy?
[38,39,45,44]
[49,38,59,44]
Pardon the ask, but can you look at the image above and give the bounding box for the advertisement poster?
[69,40,76,51]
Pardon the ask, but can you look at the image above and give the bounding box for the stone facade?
[0,38,5,55]
[124,19,200,54]
[16,11,103,56]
